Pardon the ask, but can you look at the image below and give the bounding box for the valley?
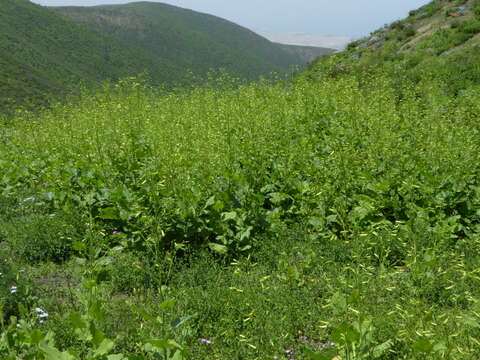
[1,0,480,359]
[0,0,323,115]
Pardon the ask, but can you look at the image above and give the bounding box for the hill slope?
[305,0,480,93]
[51,2,305,77]
[0,0,178,113]
[0,0,305,114]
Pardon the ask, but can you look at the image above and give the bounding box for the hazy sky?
[31,0,431,38]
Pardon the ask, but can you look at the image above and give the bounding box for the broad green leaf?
[159,299,176,311]
[351,206,369,221]
[269,192,289,205]
[99,207,119,220]
[239,244,252,252]
[72,241,86,252]
[204,196,216,208]
[75,257,87,265]
[143,343,154,352]
[332,322,360,344]
[40,343,75,360]
[94,256,113,266]
[212,200,224,212]
[91,328,106,348]
[372,339,393,358]
[107,355,126,360]
[326,215,337,224]
[170,315,193,329]
[131,305,156,321]
[304,349,333,360]
[208,242,228,254]
[308,217,324,229]
[26,329,45,345]
[433,341,447,353]
[144,339,180,351]
[238,226,252,242]
[93,339,115,357]
[171,350,185,360]
[412,338,433,353]
[222,211,238,222]
[67,312,87,330]
[348,289,361,305]
[286,266,300,281]
[330,293,347,316]
[44,191,55,201]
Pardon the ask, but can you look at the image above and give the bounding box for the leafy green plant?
[305,293,392,360]
[0,280,187,360]
[0,261,30,322]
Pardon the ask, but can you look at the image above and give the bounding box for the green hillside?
[51,2,305,78]
[0,0,304,115]
[0,0,178,113]
[305,0,480,94]
[2,1,480,359]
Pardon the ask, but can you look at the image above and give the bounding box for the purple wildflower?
[112,231,122,236]
[199,338,212,345]
[284,349,294,355]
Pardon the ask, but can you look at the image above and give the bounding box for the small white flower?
[22,197,36,203]
[0,272,3,276]
[10,286,17,293]
[34,307,49,320]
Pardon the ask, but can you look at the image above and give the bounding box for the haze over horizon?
[31,0,431,48]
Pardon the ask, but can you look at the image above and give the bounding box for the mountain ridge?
[0,0,324,114]
[50,2,315,71]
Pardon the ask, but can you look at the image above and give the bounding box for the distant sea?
[257,31,352,50]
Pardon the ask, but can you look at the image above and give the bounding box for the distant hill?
[0,0,175,113]
[0,0,309,114]
[51,2,307,77]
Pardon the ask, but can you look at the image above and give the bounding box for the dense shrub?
[0,260,30,322]
[6,212,85,264]
[458,18,480,33]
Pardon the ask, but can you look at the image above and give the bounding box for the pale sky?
[32,0,431,39]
